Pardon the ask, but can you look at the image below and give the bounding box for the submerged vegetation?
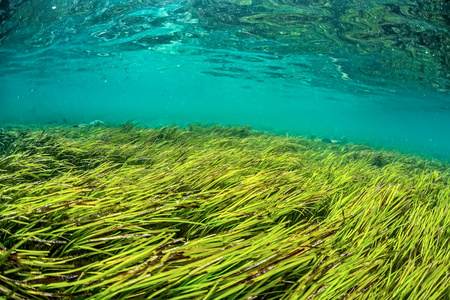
[1,123,449,299]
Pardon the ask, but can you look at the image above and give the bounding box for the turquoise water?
[0,0,449,160]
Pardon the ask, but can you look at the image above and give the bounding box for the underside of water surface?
[1,0,450,299]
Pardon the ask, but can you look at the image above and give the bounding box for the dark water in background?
[0,0,449,160]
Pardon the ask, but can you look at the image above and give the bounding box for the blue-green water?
[1,0,449,160]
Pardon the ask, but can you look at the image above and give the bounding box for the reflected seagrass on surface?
[0,0,449,92]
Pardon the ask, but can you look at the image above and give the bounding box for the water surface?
[1,0,449,160]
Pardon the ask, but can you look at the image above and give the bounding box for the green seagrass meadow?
[1,124,449,299]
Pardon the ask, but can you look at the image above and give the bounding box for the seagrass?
[0,123,449,299]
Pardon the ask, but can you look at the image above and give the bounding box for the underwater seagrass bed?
[1,123,450,300]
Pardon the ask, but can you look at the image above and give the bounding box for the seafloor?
[1,123,449,299]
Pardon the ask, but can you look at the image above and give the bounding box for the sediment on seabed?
[1,123,449,299]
